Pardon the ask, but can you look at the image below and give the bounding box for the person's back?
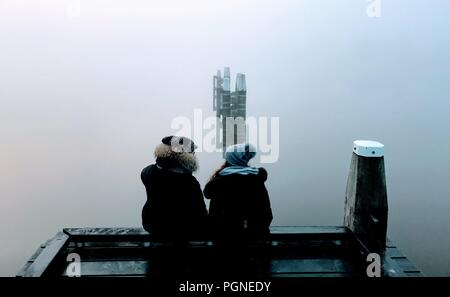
[204,144,273,241]
[141,136,207,241]
[204,168,272,239]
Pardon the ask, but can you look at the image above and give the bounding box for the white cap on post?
[353,140,384,157]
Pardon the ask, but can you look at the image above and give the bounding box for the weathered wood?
[16,245,46,277]
[60,258,359,277]
[271,272,354,277]
[65,239,354,263]
[380,245,423,277]
[62,261,151,277]
[17,231,69,277]
[403,271,424,277]
[64,226,348,236]
[394,258,423,273]
[62,226,351,243]
[64,227,147,236]
[18,227,422,277]
[344,141,388,252]
[384,245,400,254]
[270,258,355,274]
[270,226,348,234]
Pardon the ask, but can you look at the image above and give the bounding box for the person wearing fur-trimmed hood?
[141,136,208,240]
[204,143,273,240]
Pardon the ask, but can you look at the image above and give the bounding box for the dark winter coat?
[141,143,207,241]
[203,168,273,240]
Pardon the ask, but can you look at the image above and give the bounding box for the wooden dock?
[16,141,424,277]
[16,226,422,277]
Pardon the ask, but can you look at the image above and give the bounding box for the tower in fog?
[213,67,247,154]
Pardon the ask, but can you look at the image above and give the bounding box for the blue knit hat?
[224,143,256,166]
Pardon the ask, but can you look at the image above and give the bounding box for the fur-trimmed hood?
[154,143,198,173]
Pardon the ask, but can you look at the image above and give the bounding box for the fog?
[1,0,449,276]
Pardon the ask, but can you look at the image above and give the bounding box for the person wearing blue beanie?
[204,143,273,240]
[219,143,259,176]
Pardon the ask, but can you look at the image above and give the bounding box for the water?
[1,0,449,276]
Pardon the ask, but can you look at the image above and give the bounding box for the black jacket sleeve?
[203,179,216,200]
[245,168,272,235]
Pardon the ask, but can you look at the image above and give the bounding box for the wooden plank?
[384,238,423,275]
[62,260,151,277]
[64,227,351,243]
[17,232,69,277]
[63,258,217,277]
[16,262,33,277]
[69,238,346,249]
[16,245,46,276]
[65,242,353,263]
[271,227,350,241]
[270,226,348,234]
[404,271,424,277]
[270,259,355,274]
[67,254,419,277]
[28,246,46,262]
[76,241,150,248]
[64,226,348,236]
[381,252,410,277]
[384,247,405,258]
[63,258,358,277]
[63,228,150,243]
[394,258,422,273]
[271,272,354,277]
[64,227,147,236]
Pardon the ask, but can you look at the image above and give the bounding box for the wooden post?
[344,140,388,252]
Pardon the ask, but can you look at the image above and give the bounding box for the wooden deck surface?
[17,227,423,277]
